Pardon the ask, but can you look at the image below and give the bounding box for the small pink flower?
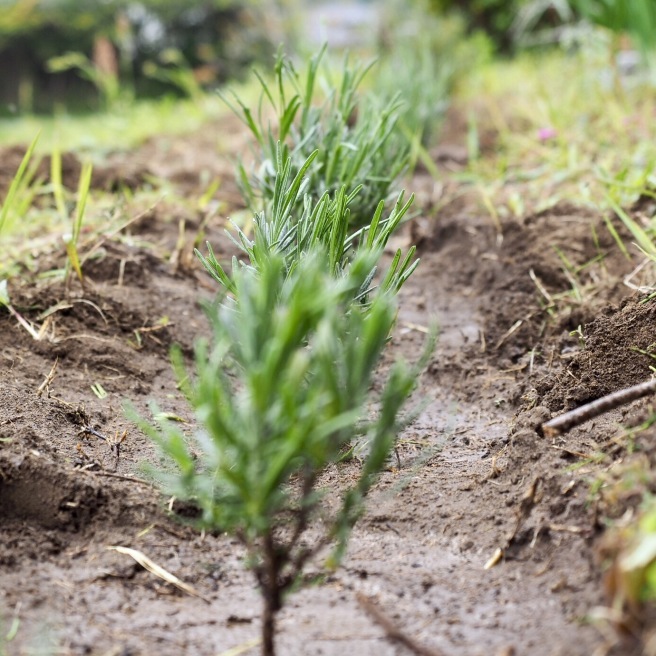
[538,127,557,141]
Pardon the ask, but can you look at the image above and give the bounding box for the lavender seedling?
[196,147,418,303]
[220,46,409,227]
[137,252,432,656]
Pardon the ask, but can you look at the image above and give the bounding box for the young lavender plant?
[137,251,433,656]
[195,146,418,302]
[220,45,410,227]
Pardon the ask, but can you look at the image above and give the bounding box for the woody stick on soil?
[356,592,444,656]
[542,378,656,437]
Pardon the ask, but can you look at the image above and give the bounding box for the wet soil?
[2,114,656,656]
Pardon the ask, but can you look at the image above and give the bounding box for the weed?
[570,324,586,348]
[50,148,67,219]
[0,133,40,236]
[456,36,656,224]
[606,196,656,262]
[47,51,126,110]
[142,49,204,103]
[63,162,93,286]
[136,252,434,656]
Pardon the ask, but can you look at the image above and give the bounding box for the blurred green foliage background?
[0,0,273,113]
[427,0,656,52]
[2,0,656,116]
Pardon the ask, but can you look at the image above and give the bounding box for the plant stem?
[262,595,276,656]
[261,531,282,656]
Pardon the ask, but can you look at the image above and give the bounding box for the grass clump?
[47,51,126,111]
[138,251,432,656]
[221,45,410,227]
[0,133,40,237]
[0,138,96,285]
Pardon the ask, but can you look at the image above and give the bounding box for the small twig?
[623,257,654,293]
[494,319,523,351]
[356,592,445,656]
[5,302,42,340]
[36,358,59,397]
[529,268,553,304]
[79,425,108,441]
[507,476,542,544]
[394,446,402,469]
[547,523,591,535]
[108,545,210,603]
[106,429,128,463]
[550,444,595,460]
[93,471,156,488]
[0,415,23,426]
[542,378,656,437]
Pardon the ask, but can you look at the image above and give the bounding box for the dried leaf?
[108,545,210,603]
[217,639,262,656]
[484,547,504,570]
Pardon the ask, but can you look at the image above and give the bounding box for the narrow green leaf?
[0,132,39,234]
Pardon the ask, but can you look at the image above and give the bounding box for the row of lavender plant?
[140,46,436,656]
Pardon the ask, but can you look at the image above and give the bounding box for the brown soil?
[2,114,656,656]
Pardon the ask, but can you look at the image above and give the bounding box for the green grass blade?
[0,132,39,234]
[74,162,93,244]
[64,237,84,282]
[607,195,656,260]
[279,95,302,143]
[51,147,67,218]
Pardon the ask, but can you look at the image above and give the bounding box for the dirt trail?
[1,118,653,655]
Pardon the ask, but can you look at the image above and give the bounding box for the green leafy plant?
[221,45,410,227]
[0,606,20,655]
[605,196,656,263]
[142,49,204,102]
[1,141,94,284]
[571,0,656,51]
[599,491,656,632]
[375,5,460,150]
[62,161,93,286]
[0,133,40,236]
[135,252,432,656]
[47,51,125,110]
[196,146,418,302]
